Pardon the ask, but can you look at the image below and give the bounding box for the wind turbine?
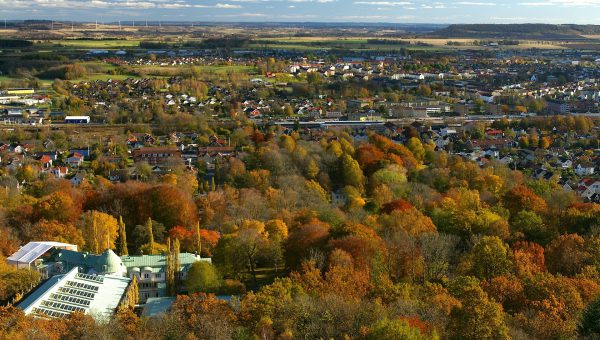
[118,20,121,30]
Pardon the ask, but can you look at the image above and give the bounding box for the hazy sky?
[2,0,599,24]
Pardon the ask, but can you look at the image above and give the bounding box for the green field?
[249,37,587,51]
[43,39,142,49]
[195,65,257,74]
[0,75,53,87]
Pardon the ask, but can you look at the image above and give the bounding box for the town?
[0,20,599,340]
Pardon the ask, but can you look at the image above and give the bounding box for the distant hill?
[432,24,600,40]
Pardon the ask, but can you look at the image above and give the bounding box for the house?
[38,151,59,162]
[132,147,182,165]
[547,100,571,115]
[66,153,84,168]
[576,163,595,176]
[556,157,573,169]
[578,179,600,201]
[70,172,86,186]
[331,191,348,206]
[346,99,371,110]
[12,144,31,154]
[484,147,500,159]
[69,148,91,159]
[49,167,68,179]
[485,129,504,139]
[39,155,52,168]
[440,127,457,137]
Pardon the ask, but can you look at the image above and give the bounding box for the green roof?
[141,297,176,317]
[47,250,208,274]
[120,253,208,271]
[95,249,124,274]
[52,250,102,271]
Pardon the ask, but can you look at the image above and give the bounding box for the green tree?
[341,153,365,193]
[447,276,510,340]
[463,236,512,280]
[407,137,425,163]
[165,238,181,296]
[367,318,427,340]
[185,261,221,293]
[147,218,156,255]
[511,210,548,244]
[579,296,600,337]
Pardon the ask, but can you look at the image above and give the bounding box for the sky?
[1,0,600,24]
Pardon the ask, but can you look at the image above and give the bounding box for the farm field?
[252,37,574,51]
[43,39,143,49]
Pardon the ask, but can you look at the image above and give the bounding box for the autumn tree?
[118,216,128,256]
[512,241,545,276]
[503,185,548,216]
[285,219,331,268]
[34,191,81,224]
[235,220,270,282]
[30,219,84,249]
[545,233,590,276]
[170,293,238,339]
[79,211,118,253]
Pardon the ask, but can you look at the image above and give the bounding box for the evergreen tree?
[147,218,155,255]
[93,215,99,254]
[195,221,202,256]
[174,238,181,290]
[165,238,175,296]
[118,216,128,256]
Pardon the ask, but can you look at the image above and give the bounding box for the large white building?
[18,267,131,320]
[8,241,210,304]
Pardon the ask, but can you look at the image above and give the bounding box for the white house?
[576,164,595,176]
